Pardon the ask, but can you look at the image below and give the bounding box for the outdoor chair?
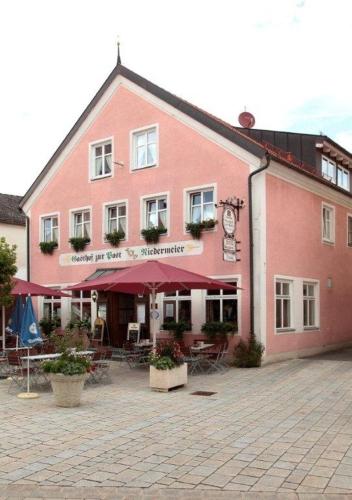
[0,352,9,378]
[87,351,104,384]
[183,348,202,375]
[200,344,228,374]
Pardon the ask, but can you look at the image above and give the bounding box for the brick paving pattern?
[0,349,352,498]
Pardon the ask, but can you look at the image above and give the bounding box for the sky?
[1,0,351,196]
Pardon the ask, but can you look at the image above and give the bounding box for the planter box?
[150,363,187,392]
[49,373,87,407]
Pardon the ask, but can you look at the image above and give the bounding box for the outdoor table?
[190,343,215,353]
[20,350,95,362]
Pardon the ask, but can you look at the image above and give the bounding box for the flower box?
[150,363,188,392]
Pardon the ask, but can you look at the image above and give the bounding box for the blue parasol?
[7,296,24,338]
[19,296,42,348]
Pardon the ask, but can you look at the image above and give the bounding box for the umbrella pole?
[1,305,5,351]
[151,287,157,348]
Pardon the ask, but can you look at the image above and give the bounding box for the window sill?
[303,327,320,332]
[131,164,157,172]
[322,239,335,246]
[90,174,112,181]
[276,328,295,334]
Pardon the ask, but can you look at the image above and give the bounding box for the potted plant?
[233,332,265,368]
[201,321,237,342]
[105,230,125,247]
[39,241,58,255]
[42,350,91,407]
[39,316,61,337]
[141,226,167,244]
[68,237,90,252]
[186,219,217,239]
[162,320,191,341]
[149,341,187,392]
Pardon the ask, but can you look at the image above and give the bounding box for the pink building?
[19,61,352,362]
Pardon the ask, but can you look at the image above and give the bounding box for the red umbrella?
[68,260,238,346]
[11,278,69,297]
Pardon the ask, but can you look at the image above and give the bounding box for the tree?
[0,237,17,307]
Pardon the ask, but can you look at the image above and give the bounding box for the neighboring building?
[19,61,352,362]
[0,193,26,278]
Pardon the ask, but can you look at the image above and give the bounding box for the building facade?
[19,63,352,362]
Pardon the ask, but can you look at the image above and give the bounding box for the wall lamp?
[92,291,98,302]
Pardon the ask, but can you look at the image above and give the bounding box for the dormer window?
[321,156,336,183]
[322,156,350,191]
[90,139,112,179]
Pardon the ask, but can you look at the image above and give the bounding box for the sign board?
[222,206,236,236]
[223,251,236,262]
[127,322,140,343]
[223,237,236,252]
[59,240,203,266]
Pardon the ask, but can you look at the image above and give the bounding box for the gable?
[20,64,264,212]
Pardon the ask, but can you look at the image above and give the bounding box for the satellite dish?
[238,111,255,128]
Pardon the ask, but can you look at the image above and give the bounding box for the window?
[70,290,92,326]
[43,293,61,326]
[337,166,350,191]
[303,282,317,328]
[132,127,157,170]
[322,204,334,243]
[72,210,91,238]
[145,197,167,229]
[322,156,336,183]
[42,215,58,243]
[348,215,352,247]
[189,189,215,223]
[106,203,126,235]
[322,156,350,191]
[163,290,192,326]
[275,280,292,329]
[206,282,238,328]
[91,140,112,179]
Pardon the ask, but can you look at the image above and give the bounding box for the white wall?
[0,222,27,279]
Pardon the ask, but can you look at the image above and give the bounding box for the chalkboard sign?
[92,318,105,343]
[127,322,140,343]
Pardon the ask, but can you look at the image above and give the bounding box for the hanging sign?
[223,237,236,252]
[59,240,203,266]
[222,206,236,236]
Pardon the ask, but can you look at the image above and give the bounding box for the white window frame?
[40,212,60,247]
[89,137,114,180]
[69,206,92,240]
[130,124,159,171]
[102,199,128,243]
[303,281,318,330]
[70,290,92,323]
[275,278,293,332]
[162,290,192,328]
[42,293,62,323]
[183,183,217,234]
[321,155,336,183]
[140,192,170,237]
[322,202,335,244]
[337,165,350,191]
[205,278,239,331]
[347,214,352,248]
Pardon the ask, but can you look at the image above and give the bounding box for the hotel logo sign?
[59,240,203,267]
[217,196,244,263]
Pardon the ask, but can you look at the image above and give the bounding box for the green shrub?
[201,321,237,340]
[42,351,91,376]
[186,219,217,239]
[141,226,167,244]
[39,241,58,254]
[233,333,265,368]
[105,230,125,247]
[39,316,60,336]
[68,237,90,252]
[162,320,191,340]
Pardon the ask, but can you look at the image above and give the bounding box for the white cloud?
[0,0,351,194]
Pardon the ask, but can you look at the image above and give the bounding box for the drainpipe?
[248,151,271,336]
[25,215,30,281]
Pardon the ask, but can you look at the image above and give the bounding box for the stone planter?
[150,363,187,392]
[49,373,87,407]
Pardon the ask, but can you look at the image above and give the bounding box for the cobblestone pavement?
[1,349,352,499]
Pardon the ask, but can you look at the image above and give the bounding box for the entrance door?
[107,292,135,347]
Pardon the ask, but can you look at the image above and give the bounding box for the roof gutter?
[248,151,271,336]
